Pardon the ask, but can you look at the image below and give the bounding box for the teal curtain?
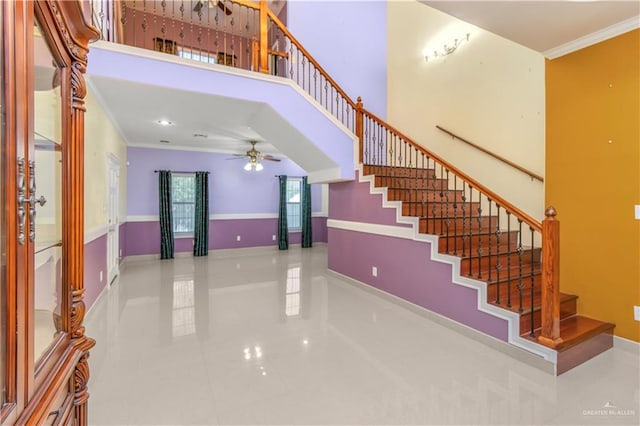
[158,170,174,259]
[301,176,312,248]
[277,175,288,250]
[193,171,209,257]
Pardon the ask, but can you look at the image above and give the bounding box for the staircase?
[362,163,614,374]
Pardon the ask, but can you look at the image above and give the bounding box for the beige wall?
[84,89,128,232]
[387,2,545,220]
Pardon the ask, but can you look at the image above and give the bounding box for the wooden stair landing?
[362,165,615,374]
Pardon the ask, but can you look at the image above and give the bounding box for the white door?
[107,155,120,284]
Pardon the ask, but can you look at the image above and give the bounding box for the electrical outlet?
[372,266,378,277]
[99,271,103,282]
[119,249,122,257]
[236,235,241,241]
[635,205,640,220]
[634,305,640,321]
[272,235,276,241]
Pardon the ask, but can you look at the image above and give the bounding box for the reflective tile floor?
[86,246,639,425]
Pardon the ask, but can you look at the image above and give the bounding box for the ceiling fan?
[193,0,232,16]
[228,141,280,171]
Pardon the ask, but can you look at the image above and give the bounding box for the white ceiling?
[422,1,639,57]
[87,74,281,156]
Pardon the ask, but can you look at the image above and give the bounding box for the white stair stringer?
[355,164,557,364]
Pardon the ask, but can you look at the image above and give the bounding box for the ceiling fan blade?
[226,156,248,160]
[262,156,281,162]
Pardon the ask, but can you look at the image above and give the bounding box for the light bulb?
[244,162,252,171]
[255,163,264,171]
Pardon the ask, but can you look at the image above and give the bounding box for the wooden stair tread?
[524,315,615,351]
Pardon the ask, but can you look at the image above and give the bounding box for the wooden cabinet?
[1,1,99,424]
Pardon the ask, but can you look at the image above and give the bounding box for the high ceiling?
[85,1,639,158]
[422,1,639,57]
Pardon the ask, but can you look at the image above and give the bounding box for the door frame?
[106,153,120,284]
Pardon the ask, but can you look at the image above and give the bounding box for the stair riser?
[375,176,449,190]
[458,249,541,276]
[519,297,577,334]
[364,165,436,179]
[387,188,466,203]
[437,230,522,254]
[403,202,481,217]
[420,216,498,235]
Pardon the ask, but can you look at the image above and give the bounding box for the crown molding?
[544,15,639,59]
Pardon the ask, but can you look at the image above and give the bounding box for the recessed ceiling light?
[160,140,170,144]
[156,119,173,126]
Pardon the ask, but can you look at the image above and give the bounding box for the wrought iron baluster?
[507,212,514,310]
[460,185,467,257]
[476,191,482,279]
[487,199,493,283]
[178,1,185,47]
[517,220,524,314]
[444,169,450,241]
[452,176,458,255]
[529,226,536,337]
[495,205,502,304]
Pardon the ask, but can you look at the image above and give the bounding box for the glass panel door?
[33,21,63,361]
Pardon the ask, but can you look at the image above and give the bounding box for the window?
[172,173,196,235]
[178,47,217,64]
[286,178,302,231]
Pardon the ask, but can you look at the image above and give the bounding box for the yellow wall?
[546,29,640,342]
[84,89,128,232]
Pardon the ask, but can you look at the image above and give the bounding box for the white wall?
[387,2,545,220]
[84,89,128,232]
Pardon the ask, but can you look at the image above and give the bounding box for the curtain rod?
[154,170,210,174]
[274,174,306,178]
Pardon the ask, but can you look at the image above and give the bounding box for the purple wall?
[127,147,322,216]
[84,234,108,311]
[327,175,508,341]
[287,1,387,118]
[330,176,411,227]
[123,217,327,256]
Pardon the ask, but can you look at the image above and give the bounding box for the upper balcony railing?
[90,0,562,346]
[90,0,356,131]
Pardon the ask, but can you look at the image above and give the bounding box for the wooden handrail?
[264,9,357,109]
[364,109,542,232]
[436,125,544,183]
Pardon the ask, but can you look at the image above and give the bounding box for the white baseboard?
[121,242,328,264]
[614,335,640,355]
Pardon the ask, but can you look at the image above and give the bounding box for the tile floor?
[85,245,639,425]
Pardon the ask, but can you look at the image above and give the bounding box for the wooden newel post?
[259,0,269,73]
[538,206,563,347]
[355,96,363,163]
